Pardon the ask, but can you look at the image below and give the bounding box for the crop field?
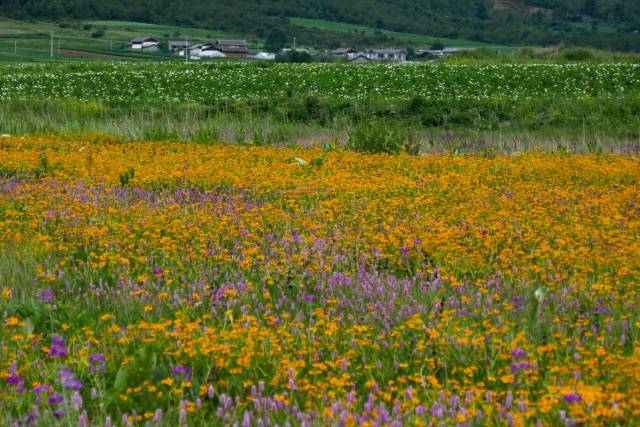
[1,62,639,103]
[0,133,639,426]
[1,61,640,149]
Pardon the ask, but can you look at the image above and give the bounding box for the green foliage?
[276,50,312,63]
[33,153,54,178]
[119,167,135,186]
[561,48,596,61]
[1,0,640,51]
[431,40,445,50]
[348,119,419,155]
[91,28,106,38]
[264,28,288,53]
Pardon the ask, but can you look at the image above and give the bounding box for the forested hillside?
[1,0,639,50]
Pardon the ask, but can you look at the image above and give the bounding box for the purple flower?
[37,289,55,303]
[153,267,164,276]
[563,394,582,404]
[58,368,82,390]
[153,409,163,425]
[511,348,527,359]
[64,378,82,391]
[511,361,533,373]
[89,353,106,372]
[302,295,314,303]
[171,365,192,381]
[5,374,24,392]
[72,391,83,410]
[48,392,64,405]
[50,337,68,358]
[34,384,52,396]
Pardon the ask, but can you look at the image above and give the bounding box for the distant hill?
[1,0,639,51]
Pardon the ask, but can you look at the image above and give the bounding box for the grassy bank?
[1,95,639,153]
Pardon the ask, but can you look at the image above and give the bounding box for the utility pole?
[50,31,53,58]
[293,36,296,51]
[185,39,189,63]
[14,39,17,55]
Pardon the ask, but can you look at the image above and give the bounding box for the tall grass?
[0,97,639,153]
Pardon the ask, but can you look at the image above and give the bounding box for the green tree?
[431,40,445,50]
[582,0,597,17]
[475,1,488,20]
[264,28,288,53]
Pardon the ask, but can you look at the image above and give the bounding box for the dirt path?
[58,49,139,60]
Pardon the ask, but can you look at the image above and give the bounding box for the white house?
[366,48,407,62]
[126,37,160,52]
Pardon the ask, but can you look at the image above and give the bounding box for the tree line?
[1,0,638,51]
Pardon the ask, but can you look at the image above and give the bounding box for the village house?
[333,47,358,59]
[184,42,226,59]
[349,53,371,63]
[168,41,191,53]
[126,37,160,52]
[213,39,249,57]
[416,49,445,60]
[366,48,407,62]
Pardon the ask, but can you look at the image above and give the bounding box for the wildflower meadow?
[1,134,639,426]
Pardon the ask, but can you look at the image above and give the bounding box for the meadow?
[1,135,639,426]
[0,58,640,426]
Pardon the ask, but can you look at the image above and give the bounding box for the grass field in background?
[289,17,507,48]
[0,17,243,62]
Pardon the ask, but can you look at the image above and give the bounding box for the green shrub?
[119,167,135,187]
[562,48,595,61]
[348,119,419,155]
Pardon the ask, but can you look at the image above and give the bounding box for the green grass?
[289,17,508,48]
[1,97,638,154]
[0,17,252,62]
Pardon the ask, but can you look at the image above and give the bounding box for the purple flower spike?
[64,378,82,391]
[563,394,582,404]
[511,348,527,358]
[51,336,65,346]
[511,361,532,373]
[50,337,68,358]
[171,365,192,381]
[5,375,24,393]
[89,353,106,372]
[34,384,52,396]
[72,391,83,410]
[48,392,64,405]
[38,289,55,303]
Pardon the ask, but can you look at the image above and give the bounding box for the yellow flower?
[501,375,514,384]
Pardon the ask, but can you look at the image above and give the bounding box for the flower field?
[1,62,639,103]
[0,135,639,425]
